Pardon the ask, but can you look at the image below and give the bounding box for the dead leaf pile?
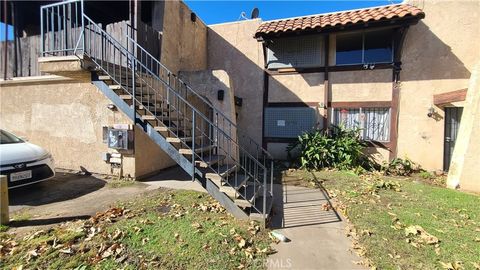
[226,226,275,260]
[0,238,18,257]
[247,221,260,236]
[405,225,439,247]
[195,200,226,214]
[440,261,464,270]
[92,243,126,263]
[89,207,130,224]
[322,203,333,211]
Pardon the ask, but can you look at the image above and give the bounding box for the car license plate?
[10,170,32,182]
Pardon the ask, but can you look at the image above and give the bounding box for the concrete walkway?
[268,184,364,270]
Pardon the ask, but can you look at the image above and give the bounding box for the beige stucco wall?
[398,0,480,170]
[0,76,136,176]
[134,126,176,179]
[0,75,175,178]
[161,0,208,74]
[179,69,239,163]
[329,69,393,102]
[268,73,325,103]
[208,20,264,153]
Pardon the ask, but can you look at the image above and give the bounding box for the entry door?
[443,107,463,171]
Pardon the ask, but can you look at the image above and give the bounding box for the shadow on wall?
[402,21,471,81]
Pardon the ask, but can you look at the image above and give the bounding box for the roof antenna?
[238,11,248,20]
[251,7,259,19]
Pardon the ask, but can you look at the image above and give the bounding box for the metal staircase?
[40,0,274,222]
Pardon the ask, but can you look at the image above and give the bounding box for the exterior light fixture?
[107,104,117,111]
[427,106,436,118]
[217,90,225,101]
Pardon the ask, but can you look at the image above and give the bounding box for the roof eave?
[254,14,424,41]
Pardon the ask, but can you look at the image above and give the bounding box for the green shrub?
[418,171,434,179]
[382,157,421,176]
[287,125,375,171]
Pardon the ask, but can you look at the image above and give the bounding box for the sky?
[0,23,14,41]
[184,0,403,25]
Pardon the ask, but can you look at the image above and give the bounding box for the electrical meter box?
[107,128,133,150]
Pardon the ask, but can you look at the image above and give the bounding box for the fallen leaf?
[440,261,464,270]
[133,226,143,234]
[238,238,246,248]
[191,222,202,229]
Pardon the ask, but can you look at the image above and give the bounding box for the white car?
[0,129,55,189]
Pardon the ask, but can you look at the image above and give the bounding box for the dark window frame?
[266,35,325,69]
[335,28,394,66]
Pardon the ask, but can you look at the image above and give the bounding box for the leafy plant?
[287,125,376,171]
[382,157,421,176]
[418,171,434,179]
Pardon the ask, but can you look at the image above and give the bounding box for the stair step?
[154,126,191,133]
[109,84,123,90]
[179,144,215,155]
[114,88,156,97]
[138,104,166,111]
[141,115,157,121]
[195,155,225,168]
[223,173,250,190]
[250,195,274,221]
[119,94,132,100]
[166,136,202,143]
[235,184,261,208]
[205,164,237,181]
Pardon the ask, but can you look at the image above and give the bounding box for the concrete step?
[205,164,237,181]
[249,194,274,221]
[179,144,215,155]
[223,173,250,190]
[195,154,225,168]
[235,184,261,208]
[166,136,202,143]
[154,125,190,132]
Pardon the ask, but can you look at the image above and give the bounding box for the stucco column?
[447,62,480,190]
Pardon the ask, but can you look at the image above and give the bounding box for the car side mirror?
[20,136,29,142]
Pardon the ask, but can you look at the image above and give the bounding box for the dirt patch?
[155,204,171,214]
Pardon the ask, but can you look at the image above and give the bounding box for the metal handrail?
[125,35,273,160]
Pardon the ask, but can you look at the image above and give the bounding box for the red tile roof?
[255,4,425,38]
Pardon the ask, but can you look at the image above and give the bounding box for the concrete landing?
[268,184,365,270]
[141,166,206,193]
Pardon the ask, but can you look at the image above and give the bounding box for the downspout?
[323,35,330,130]
[261,39,269,149]
[389,26,410,160]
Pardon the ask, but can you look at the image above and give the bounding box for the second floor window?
[266,36,325,69]
[336,29,394,65]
